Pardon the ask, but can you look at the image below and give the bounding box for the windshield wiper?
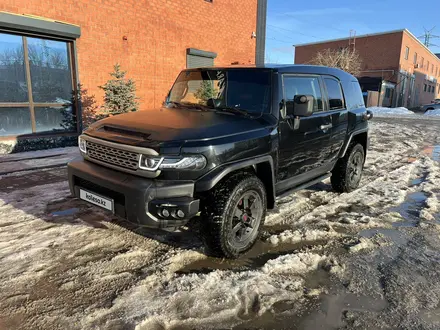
[167,101,213,112]
[215,106,252,117]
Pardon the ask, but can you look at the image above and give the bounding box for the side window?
[283,76,323,112]
[324,78,345,110]
[347,81,365,110]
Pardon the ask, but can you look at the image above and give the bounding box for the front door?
[277,74,333,193]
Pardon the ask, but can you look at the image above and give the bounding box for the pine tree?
[61,84,100,131]
[194,80,218,104]
[99,63,139,115]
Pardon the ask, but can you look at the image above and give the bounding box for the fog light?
[162,209,170,217]
[177,210,185,218]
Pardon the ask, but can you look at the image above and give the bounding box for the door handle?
[320,123,332,131]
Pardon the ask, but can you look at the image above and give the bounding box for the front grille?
[87,141,139,170]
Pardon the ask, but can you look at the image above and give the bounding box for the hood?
[85,108,271,148]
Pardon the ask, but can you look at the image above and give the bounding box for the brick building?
[295,29,440,108]
[0,0,267,148]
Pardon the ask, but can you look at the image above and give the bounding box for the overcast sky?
[265,0,440,64]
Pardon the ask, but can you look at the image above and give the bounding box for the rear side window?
[283,76,323,112]
[347,81,365,110]
[324,78,344,110]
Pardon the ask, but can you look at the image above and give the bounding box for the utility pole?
[418,27,440,48]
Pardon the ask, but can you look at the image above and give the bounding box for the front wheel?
[200,173,267,259]
[331,143,365,193]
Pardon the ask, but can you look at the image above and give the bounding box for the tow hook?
[363,110,373,121]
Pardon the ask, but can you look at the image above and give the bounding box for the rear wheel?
[331,143,365,193]
[200,173,266,259]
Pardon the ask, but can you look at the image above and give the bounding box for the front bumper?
[67,158,200,228]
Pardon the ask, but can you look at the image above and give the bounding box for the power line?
[267,24,319,39]
[280,16,348,34]
[267,26,301,41]
[266,36,295,45]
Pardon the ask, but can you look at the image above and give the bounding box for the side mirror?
[286,95,314,117]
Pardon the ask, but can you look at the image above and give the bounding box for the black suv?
[68,65,372,258]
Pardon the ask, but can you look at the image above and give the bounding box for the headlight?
[139,155,206,171]
[78,136,87,153]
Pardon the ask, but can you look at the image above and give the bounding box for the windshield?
[167,69,272,115]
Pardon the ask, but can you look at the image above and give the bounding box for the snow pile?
[367,106,414,117]
[424,109,440,116]
[87,252,327,330]
[349,237,376,253]
[268,228,341,245]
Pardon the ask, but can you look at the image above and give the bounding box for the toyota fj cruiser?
[68,65,372,258]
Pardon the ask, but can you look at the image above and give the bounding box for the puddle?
[46,198,109,229]
[299,292,387,330]
[359,227,408,246]
[234,288,387,330]
[390,191,427,227]
[177,238,329,274]
[423,145,440,161]
[50,208,80,217]
[410,172,428,186]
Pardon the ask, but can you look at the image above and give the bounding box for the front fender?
[195,155,276,209]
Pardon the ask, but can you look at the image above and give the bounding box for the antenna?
[417,27,440,48]
[349,30,356,51]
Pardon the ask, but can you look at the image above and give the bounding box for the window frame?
[404,46,409,60]
[0,30,79,140]
[413,52,418,64]
[281,73,328,117]
[322,75,346,111]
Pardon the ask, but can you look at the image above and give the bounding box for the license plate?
[79,189,114,212]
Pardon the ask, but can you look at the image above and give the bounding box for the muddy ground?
[0,117,439,330]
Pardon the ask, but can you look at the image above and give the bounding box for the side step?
[276,173,332,200]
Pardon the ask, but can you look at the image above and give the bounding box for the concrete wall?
[0,0,257,109]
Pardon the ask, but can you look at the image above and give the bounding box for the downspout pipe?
[255,0,267,65]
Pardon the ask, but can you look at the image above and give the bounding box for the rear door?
[277,74,333,192]
[322,76,349,163]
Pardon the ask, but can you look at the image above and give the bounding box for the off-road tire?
[200,172,267,259]
[331,143,365,193]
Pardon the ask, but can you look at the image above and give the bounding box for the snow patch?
[84,252,327,329]
[424,109,440,116]
[349,237,376,253]
[368,106,414,117]
[268,228,340,246]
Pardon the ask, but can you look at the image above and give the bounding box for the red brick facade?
[295,29,440,107]
[0,0,257,109]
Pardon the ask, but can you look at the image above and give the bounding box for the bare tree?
[309,48,362,76]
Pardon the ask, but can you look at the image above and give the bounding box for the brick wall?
[0,0,257,109]
[399,31,440,104]
[294,31,403,82]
